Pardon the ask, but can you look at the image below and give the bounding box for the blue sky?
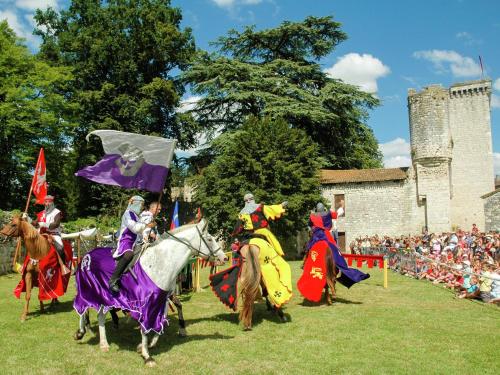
[1,0,499,173]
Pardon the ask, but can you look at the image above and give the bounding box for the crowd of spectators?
[349,225,500,305]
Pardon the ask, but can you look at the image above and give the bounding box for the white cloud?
[177,95,203,113]
[379,138,411,168]
[0,9,38,45]
[456,31,482,46]
[324,53,390,93]
[413,50,482,77]
[15,1,58,11]
[491,94,500,109]
[494,153,500,175]
[493,78,500,92]
[211,0,262,7]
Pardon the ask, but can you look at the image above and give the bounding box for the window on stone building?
[334,194,345,216]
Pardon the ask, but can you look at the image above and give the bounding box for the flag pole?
[12,176,35,270]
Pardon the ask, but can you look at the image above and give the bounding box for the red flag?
[32,148,47,204]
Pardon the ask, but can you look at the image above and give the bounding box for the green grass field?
[0,261,498,375]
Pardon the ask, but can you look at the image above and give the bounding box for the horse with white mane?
[73,219,227,366]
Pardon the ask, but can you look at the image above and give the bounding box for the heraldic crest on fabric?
[73,247,170,334]
[14,241,72,301]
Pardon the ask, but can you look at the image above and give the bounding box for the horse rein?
[163,225,222,261]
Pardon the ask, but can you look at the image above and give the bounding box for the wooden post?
[195,257,201,292]
[383,258,388,289]
[12,179,34,271]
[77,237,81,264]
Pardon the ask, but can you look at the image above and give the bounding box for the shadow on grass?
[185,303,292,328]
[298,297,362,306]
[80,315,234,355]
[20,299,75,321]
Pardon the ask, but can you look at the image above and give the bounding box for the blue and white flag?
[170,200,179,230]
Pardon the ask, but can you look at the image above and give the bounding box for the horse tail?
[325,246,336,303]
[239,244,261,330]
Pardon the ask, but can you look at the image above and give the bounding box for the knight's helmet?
[315,202,327,214]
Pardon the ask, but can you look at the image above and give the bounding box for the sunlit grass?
[0,261,498,374]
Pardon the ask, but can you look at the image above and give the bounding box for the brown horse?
[323,248,337,305]
[238,244,290,330]
[1,216,69,321]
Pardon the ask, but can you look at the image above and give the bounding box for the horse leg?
[274,306,288,323]
[97,307,110,352]
[110,308,119,329]
[239,245,261,331]
[261,283,272,311]
[21,267,33,322]
[140,330,156,367]
[39,300,45,314]
[148,334,160,349]
[171,294,187,337]
[74,311,89,340]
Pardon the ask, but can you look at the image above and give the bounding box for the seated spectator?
[458,275,480,299]
[488,267,500,305]
[479,263,494,302]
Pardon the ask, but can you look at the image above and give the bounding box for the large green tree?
[0,21,76,212]
[183,16,382,169]
[194,116,323,251]
[34,0,199,217]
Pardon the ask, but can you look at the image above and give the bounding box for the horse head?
[196,219,228,266]
[0,216,22,239]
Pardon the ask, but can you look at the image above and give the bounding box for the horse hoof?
[279,315,288,323]
[20,316,26,323]
[100,345,110,352]
[243,326,252,331]
[74,330,86,340]
[144,358,156,367]
[178,328,187,337]
[136,344,143,353]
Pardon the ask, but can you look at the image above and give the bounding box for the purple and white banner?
[75,130,176,192]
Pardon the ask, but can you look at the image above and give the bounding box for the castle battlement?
[450,79,491,98]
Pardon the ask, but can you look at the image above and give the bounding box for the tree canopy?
[183,16,383,169]
[34,0,199,217]
[0,21,76,211]
[194,116,323,249]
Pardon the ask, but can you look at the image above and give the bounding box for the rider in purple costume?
[108,195,156,293]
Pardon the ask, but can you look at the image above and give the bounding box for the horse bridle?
[0,221,19,243]
[163,224,222,261]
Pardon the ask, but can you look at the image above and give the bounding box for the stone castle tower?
[408,79,494,232]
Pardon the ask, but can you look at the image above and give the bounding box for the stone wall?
[448,80,494,230]
[321,179,419,248]
[408,83,452,233]
[483,191,500,232]
[414,160,452,232]
[408,84,452,161]
[0,241,16,275]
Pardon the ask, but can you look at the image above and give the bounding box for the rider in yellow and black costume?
[233,193,292,307]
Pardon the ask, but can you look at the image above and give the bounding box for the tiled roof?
[481,188,500,199]
[320,167,409,184]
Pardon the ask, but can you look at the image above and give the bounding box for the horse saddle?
[123,242,150,280]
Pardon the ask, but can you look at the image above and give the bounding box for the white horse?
[73,219,227,366]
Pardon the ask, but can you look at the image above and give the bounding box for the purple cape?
[74,247,169,334]
[306,229,370,288]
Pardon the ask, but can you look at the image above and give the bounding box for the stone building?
[320,79,496,249]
